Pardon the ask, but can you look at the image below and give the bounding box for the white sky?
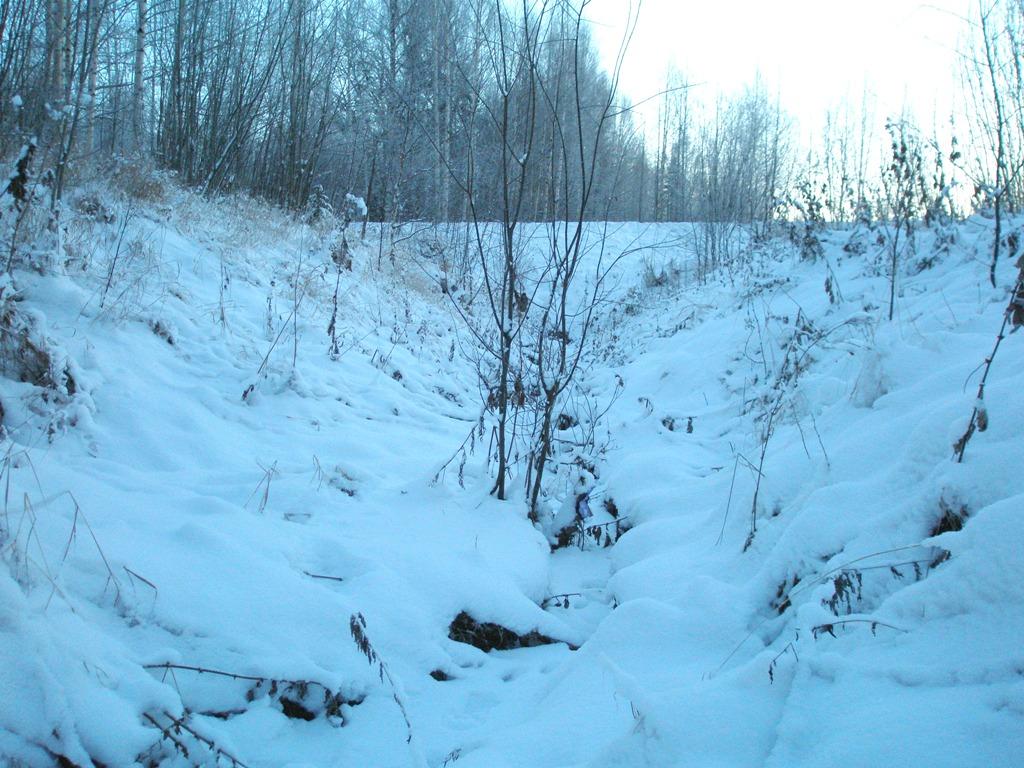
[586,0,975,143]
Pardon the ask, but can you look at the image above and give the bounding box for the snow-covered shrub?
[929,496,968,537]
[108,158,170,204]
[913,137,962,272]
[691,221,740,279]
[96,214,169,320]
[0,280,75,396]
[842,197,878,258]
[0,278,92,443]
[1,140,56,274]
[788,175,826,262]
[343,192,367,222]
[641,255,682,290]
[880,119,929,318]
[304,183,333,230]
[69,190,115,225]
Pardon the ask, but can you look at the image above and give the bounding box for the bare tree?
[131,0,144,151]
[960,0,1024,284]
[523,0,636,520]
[881,118,927,321]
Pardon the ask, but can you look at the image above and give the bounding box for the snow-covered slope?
[563,225,1024,767]
[0,186,1021,768]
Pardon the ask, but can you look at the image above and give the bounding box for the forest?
[0,0,1016,226]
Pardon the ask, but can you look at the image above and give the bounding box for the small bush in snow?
[641,256,681,289]
[109,158,170,204]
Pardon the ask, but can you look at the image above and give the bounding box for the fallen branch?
[812,619,907,639]
[143,710,250,768]
[144,662,354,724]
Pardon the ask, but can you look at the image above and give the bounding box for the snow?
[0,188,1022,767]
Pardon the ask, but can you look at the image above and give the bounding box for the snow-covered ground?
[1,184,1021,767]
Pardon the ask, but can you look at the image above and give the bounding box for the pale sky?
[586,0,974,143]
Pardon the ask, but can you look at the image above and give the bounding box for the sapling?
[788,173,825,262]
[742,307,830,550]
[99,204,134,309]
[327,194,360,358]
[881,119,928,321]
[4,139,40,272]
[218,249,230,330]
[953,253,1024,461]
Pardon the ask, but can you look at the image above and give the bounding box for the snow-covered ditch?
[0,187,1021,767]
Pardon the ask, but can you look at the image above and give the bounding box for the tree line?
[1,0,1021,227]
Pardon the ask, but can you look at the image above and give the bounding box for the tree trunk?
[132,0,146,152]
